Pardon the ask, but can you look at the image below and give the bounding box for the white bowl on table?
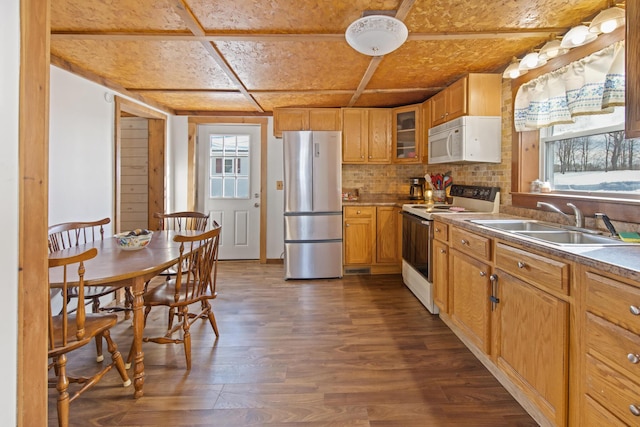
[114,230,153,251]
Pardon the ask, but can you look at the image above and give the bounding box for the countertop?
[432,212,640,282]
[342,195,423,206]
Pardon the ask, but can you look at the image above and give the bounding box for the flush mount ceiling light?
[561,25,598,48]
[519,52,547,71]
[538,39,569,60]
[589,6,625,33]
[502,57,527,79]
[345,15,408,56]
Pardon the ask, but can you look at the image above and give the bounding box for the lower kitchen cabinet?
[376,206,401,264]
[579,267,640,426]
[343,206,375,265]
[493,268,569,426]
[432,220,449,312]
[449,247,492,353]
[343,205,401,274]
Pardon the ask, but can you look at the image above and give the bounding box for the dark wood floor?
[48,261,538,426]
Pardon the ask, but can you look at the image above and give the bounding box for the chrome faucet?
[536,201,584,228]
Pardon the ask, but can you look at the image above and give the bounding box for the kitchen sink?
[468,219,562,232]
[515,230,629,246]
[469,219,633,246]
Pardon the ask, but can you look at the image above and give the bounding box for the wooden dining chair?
[153,211,210,281]
[131,224,221,370]
[48,248,131,427]
[48,218,129,362]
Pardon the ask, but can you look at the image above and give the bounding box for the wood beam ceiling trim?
[50,55,176,115]
[51,30,560,42]
[170,0,264,113]
[348,0,417,107]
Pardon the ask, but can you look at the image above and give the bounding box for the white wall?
[266,127,285,260]
[49,67,116,234]
[169,116,189,212]
[1,0,19,424]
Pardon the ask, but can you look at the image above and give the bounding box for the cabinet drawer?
[495,243,569,295]
[585,271,640,335]
[433,221,448,242]
[583,394,628,427]
[585,354,640,426]
[344,206,375,218]
[451,227,491,261]
[586,312,640,384]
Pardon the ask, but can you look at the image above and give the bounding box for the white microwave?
[427,116,502,164]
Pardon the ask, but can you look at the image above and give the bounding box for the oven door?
[401,211,433,282]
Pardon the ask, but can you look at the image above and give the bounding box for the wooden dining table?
[48,230,195,398]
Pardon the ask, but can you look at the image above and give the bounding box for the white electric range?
[400,184,500,313]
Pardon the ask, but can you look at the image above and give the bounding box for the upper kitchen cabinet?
[342,108,392,164]
[273,108,341,138]
[392,104,422,164]
[430,73,502,128]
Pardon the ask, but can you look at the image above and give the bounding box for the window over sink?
[540,107,640,197]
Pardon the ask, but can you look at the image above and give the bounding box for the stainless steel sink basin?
[468,219,633,246]
[515,230,628,246]
[468,219,562,232]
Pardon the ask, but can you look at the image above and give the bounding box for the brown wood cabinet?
[392,104,422,164]
[376,206,402,264]
[432,220,449,312]
[343,206,375,265]
[273,108,341,137]
[343,205,401,274]
[341,108,391,164]
[580,268,640,426]
[494,244,569,427]
[430,73,502,127]
[449,227,492,353]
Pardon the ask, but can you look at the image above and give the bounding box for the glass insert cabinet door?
[209,134,250,199]
[393,104,422,164]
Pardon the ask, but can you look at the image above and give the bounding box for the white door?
[198,124,261,260]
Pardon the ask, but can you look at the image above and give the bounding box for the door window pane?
[209,134,251,199]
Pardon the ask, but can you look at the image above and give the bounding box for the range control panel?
[449,184,500,202]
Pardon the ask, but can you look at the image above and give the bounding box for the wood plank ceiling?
[50,0,611,115]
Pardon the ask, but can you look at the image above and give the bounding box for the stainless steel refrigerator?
[283,130,343,279]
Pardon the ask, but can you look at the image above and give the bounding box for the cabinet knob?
[628,353,640,364]
[631,305,640,316]
[361,155,365,159]
[435,228,440,232]
[460,239,469,245]
[368,155,372,158]
[479,271,487,277]
[346,223,350,227]
[357,210,361,214]
[517,261,526,269]
[439,248,446,254]
[630,405,640,417]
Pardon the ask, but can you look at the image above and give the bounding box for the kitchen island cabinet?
[343,205,401,274]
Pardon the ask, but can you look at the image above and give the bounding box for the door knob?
[254,203,260,207]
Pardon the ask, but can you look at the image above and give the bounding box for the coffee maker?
[408,177,425,200]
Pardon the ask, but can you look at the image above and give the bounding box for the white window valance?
[514,40,625,132]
